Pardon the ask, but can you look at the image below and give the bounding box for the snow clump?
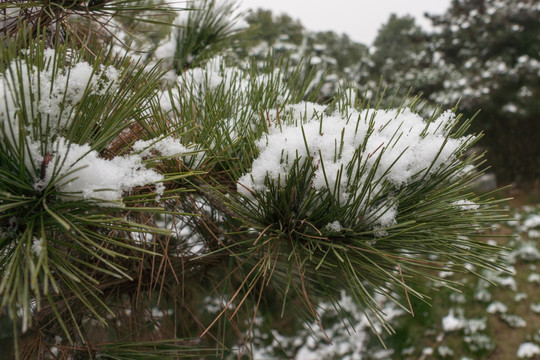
[452,200,480,211]
[238,103,474,232]
[517,342,540,359]
[442,310,465,332]
[34,138,163,205]
[31,237,45,256]
[133,137,192,157]
[251,290,403,359]
[177,56,291,107]
[324,221,343,232]
[0,49,119,144]
[151,0,247,68]
[486,301,508,314]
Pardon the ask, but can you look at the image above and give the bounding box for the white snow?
[464,318,486,335]
[510,242,540,263]
[325,221,343,232]
[367,202,398,237]
[31,237,45,256]
[517,342,540,358]
[497,276,518,290]
[0,50,119,145]
[523,215,540,230]
[237,103,473,233]
[250,290,403,359]
[437,345,454,357]
[367,202,398,228]
[36,138,163,205]
[500,314,526,328]
[452,200,480,211]
[529,303,540,314]
[528,273,540,284]
[150,0,246,68]
[442,311,465,332]
[486,301,508,314]
[179,56,292,108]
[133,137,191,157]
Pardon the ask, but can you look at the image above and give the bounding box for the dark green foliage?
[425,0,540,184]
[244,9,304,47]
[171,0,245,71]
[372,14,429,74]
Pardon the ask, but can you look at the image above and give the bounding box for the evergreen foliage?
[0,1,509,359]
[426,0,540,184]
[244,9,304,47]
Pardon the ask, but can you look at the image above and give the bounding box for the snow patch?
[36,138,163,205]
[452,200,480,211]
[325,221,343,232]
[442,311,465,332]
[238,104,472,233]
[517,342,540,358]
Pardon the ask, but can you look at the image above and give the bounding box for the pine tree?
[0,1,507,359]
[368,14,440,104]
[426,0,540,185]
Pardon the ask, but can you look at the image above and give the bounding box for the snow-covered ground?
[241,200,540,359]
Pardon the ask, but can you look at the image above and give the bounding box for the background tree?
[243,9,304,47]
[367,14,443,102]
[371,15,429,78]
[425,0,540,185]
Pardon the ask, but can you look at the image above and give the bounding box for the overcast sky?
[239,0,452,45]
